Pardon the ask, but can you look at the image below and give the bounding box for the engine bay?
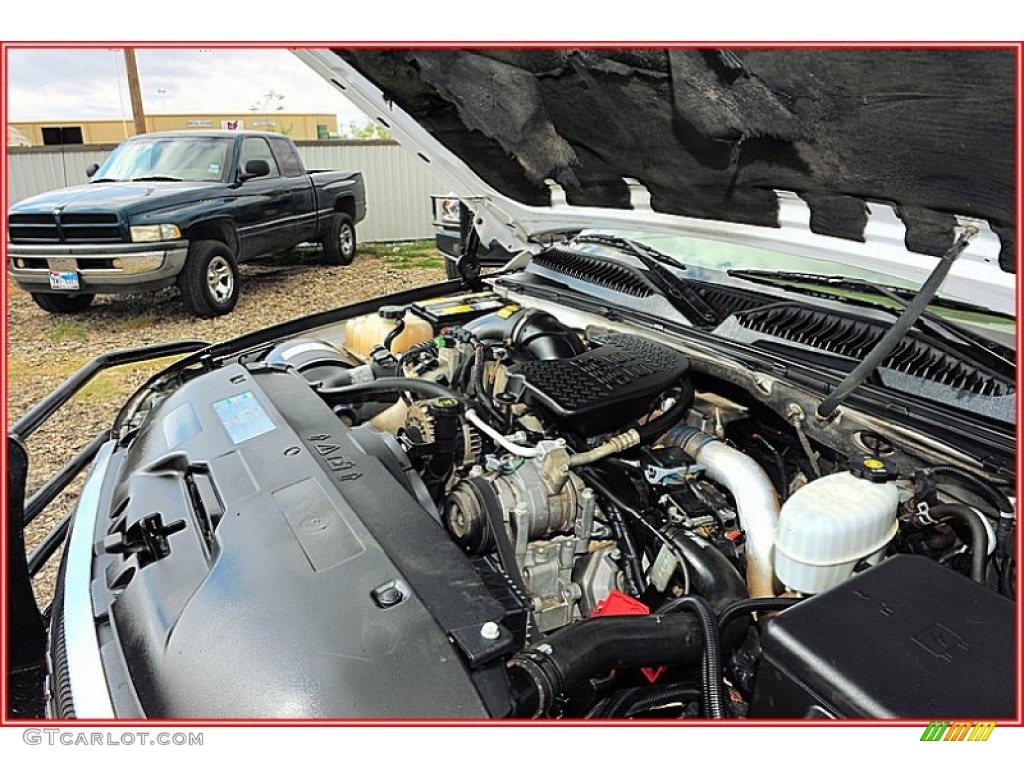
[81,285,1016,720]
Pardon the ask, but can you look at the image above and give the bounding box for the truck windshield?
[92,137,233,183]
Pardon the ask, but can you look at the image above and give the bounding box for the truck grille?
[8,213,124,243]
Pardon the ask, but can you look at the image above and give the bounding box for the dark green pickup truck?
[7,130,366,317]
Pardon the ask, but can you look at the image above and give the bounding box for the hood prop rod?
[816,226,977,420]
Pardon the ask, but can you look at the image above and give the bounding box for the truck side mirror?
[85,163,100,178]
[240,159,270,181]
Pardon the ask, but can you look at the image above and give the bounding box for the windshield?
[93,137,232,182]
[585,229,926,286]
[579,229,1015,344]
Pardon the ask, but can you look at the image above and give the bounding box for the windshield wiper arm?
[131,175,182,182]
[816,227,977,420]
[574,233,681,269]
[573,234,720,326]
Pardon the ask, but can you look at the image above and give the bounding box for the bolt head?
[480,621,501,641]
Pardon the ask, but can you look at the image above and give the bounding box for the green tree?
[345,120,391,140]
[250,90,285,112]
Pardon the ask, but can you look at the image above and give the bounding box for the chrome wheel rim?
[339,224,354,257]
[206,255,234,303]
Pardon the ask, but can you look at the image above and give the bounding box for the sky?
[6,48,370,130]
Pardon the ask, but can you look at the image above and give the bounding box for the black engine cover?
[86,364,514,718]
[506,333,691,436]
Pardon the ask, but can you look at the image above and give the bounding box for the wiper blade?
[730,269,983,312]
[90,178,121,183]
[573,234,720,326]
[730,269,1014,369]
[131,175,182,182]
[574,233,682,269]
[816,227,977,419]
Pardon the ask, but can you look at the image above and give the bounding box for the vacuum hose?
[318,377,465,406]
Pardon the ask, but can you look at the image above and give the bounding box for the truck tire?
[31,292,95,314]
[178,240,240,317]
[323,212,357,266]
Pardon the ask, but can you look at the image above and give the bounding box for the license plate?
[48,271,80,291]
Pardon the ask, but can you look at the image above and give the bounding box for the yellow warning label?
[496,305,521,319]
[863,458,885,469]
[436,304,474,316]
[417,291,494,306]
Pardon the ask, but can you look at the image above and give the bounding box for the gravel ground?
[6,245,445,604]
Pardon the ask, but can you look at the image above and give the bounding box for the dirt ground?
[5,243,446,604]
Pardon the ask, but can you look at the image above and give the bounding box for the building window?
[41,126,84,146]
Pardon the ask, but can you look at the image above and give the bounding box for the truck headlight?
[439,198,462,225]
[130,224,181,242]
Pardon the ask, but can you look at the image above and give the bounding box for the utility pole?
[123,49,147,136]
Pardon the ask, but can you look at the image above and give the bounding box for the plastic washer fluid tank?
[774,472,899,594]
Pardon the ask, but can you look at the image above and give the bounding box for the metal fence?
[6,140,447,242]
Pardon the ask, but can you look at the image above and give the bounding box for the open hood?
[295,48,1016,315]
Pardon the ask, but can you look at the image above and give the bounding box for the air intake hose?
[463,308,585,360]
[509,612,709,718]
[508,529,748,717]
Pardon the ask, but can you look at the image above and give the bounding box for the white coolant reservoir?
[344,305,433,361]
[774,457,900,594]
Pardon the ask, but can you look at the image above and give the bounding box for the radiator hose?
[929,503,990,584]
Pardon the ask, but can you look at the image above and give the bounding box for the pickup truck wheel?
[30,292,95,314]
[323,213,357,266]
[178,240,240,317]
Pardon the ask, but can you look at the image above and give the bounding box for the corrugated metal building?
[6,140,447,242]
[9,113,340,146]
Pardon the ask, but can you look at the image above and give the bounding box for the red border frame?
[1,40,1021,729]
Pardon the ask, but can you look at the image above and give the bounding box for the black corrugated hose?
[655,594,727,718]
[921,465,1015,522]
[717,597,805,633]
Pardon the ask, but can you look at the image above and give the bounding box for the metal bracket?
[645,463,703,486]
